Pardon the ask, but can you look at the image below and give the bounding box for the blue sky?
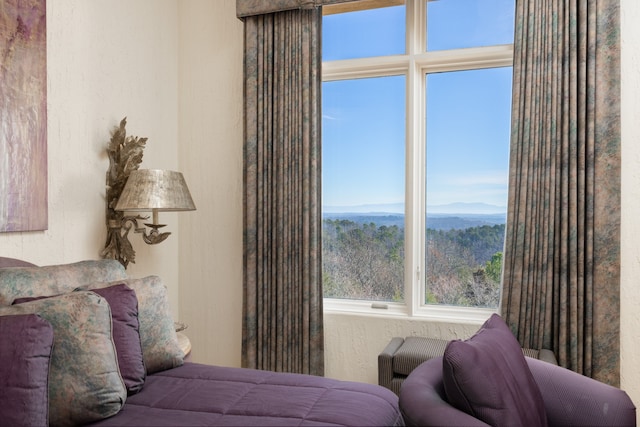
[322,0,515,213]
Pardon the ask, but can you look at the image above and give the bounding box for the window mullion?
[322,55,409,81]
[416,45,514,73]
[406,0,425,55]
[406,61,425,317]
[405,0,426,316]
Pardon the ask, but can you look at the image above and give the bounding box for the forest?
[322,218,505,308]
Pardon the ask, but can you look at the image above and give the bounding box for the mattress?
[87,362,404,426]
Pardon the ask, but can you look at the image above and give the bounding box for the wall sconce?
[115,169,196,244]
[101,118,195,268]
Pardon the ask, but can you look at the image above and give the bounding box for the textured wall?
[620,0,640,418]
[177,0,244,368]
[324,313,481,383]
[1,0,181,316]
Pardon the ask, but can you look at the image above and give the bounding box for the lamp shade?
[115,169,196,212]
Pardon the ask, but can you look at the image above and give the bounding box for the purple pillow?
[0,314,54,427]
[442,314,548,427]
[90,284,146,395]
[14,284,146,395]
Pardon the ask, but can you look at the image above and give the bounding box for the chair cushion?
[0,292,127,426]
[0,314,54,427]
[442,313,547,427]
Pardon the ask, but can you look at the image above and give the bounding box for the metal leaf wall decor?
[100,117,147,267]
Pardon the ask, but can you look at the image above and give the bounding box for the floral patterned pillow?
[15,284,149,396]
[0,259,127,305]
[0,292,127,426]
[80,276,184,374]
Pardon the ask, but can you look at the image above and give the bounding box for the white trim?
[322,0,514,320]
[408,0,425,317]
[417,45,514,72]
[322,55,409,80]
[323,298,497,324]
[321,45,513,80]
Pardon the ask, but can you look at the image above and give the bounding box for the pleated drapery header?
[237,0,354,18]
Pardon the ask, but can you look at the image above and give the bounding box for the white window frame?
[322,0,513,322]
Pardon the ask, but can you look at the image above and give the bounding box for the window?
[322,0,515,318]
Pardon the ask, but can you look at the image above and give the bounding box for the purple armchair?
[399,356,636,426]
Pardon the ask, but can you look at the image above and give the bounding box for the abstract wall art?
[0,0,47,232]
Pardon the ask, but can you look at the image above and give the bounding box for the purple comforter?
[88,362,404,426]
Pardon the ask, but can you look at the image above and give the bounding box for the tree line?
[322,218,505,307]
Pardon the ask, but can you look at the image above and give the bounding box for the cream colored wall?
[324,313,482,382]
[1,0,182,316]
[620,0,640,414]
[177,0,244,367]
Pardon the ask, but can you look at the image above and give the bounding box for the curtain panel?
[501,0,620,386]
[241,8,324,375]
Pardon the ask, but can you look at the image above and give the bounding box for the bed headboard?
[0,257,37,268]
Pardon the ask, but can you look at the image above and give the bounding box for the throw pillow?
[90,284,146,394]
[79,276,183,374]
[442,313,548,427]
[0,292,127,426]
[0,259,127,305]
[0,314,54,427]
[15,285,148,395]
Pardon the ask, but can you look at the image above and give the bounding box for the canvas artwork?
[0,0,47,232]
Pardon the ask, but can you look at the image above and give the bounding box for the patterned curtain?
[501,0,620,386]
[236,0,353,17]
[240,7,324,375]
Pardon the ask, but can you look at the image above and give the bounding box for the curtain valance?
[236,0,356,18]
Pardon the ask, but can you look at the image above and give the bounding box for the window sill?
[323,298,496,325]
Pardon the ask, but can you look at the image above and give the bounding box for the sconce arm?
[140,222,171,245]
[121,215,171,245]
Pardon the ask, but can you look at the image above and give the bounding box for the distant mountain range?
[323,202,506,215]
[322,202,506,230]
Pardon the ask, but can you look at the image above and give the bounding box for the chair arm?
[378,337,405,389]
[526,357,636,427]
[399,357,490,427]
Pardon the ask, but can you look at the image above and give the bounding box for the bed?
[88,362,402,426]
[0,257,403,427]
